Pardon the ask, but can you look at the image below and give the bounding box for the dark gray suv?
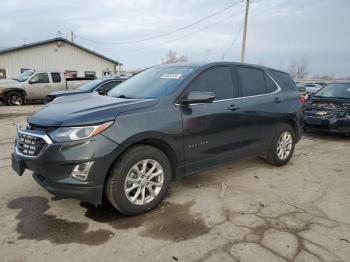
[12,62,303,215]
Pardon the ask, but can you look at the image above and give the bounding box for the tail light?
[299,95,305,105]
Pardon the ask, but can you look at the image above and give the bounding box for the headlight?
[49,121,113,142]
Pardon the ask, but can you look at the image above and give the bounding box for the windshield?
[315,83,350,99]
[14,70,35,82]
[108,66,196,99]
[78,79,105,91]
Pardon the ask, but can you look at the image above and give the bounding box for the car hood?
[0,79,23,89]
[48,89,86,97]
[28,93,158,127]
[309,96,350,103]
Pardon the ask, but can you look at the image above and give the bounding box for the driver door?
[26,73,51,99]
[180,66,244,174]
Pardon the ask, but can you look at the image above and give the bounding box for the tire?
[266,123,295,166]
[106,145,172,215]
[5,91,25,106]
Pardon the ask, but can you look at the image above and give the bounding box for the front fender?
[1,88,27,99]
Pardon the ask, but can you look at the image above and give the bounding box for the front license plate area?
[12,153,25,176]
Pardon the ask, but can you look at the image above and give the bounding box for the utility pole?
[70,31,74,42]
[240,0,250,63]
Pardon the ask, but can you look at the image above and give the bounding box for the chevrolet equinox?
[12,62,303,215]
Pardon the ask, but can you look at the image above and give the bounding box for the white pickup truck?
[0,70,93,105]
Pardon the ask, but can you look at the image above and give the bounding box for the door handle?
[228,105,240,111]
[274,97,282,103]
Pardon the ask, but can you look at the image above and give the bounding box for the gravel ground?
[0,104,349,262]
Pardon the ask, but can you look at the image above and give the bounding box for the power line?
[75,0,244,45]
[222,20,244,60]
[102,8,246,53]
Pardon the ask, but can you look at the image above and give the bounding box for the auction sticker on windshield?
[161,74,183,79]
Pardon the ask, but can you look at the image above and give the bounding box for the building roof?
[0,37,122,66]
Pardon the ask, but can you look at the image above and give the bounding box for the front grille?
[16,133,47,156]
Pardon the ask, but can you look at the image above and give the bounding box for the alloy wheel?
[276,131,293,160]
[10,95,23,105]
[124,159,164,205]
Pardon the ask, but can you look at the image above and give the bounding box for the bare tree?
[161,50,188,64]
[289,56,311,79]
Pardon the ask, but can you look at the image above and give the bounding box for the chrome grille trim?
[14,124,53,159]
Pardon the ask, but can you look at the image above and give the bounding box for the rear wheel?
[5,91,25,106]
[106,145,172,215]
[266,123,295,166]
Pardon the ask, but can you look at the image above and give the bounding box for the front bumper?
[12,126,123,204]
[304,114,350,134]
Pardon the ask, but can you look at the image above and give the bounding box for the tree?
[289,56,311,80]
[161,50,188,64]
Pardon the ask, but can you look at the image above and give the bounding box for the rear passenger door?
[50,72,65,91]
[180,66,244,174]
[235,66,283,150]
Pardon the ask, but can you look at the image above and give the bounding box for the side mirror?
[28,79,34,84]
[181,91,215,105]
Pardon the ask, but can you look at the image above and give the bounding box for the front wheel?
[106,145,172,215]
[5,91,25,106]
[266,124,295,166]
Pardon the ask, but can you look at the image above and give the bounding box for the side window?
[237,67,266,96]
[51,73,61,83]
[97,81,120,92]
[30,73,49,84]
[186,67,235,100]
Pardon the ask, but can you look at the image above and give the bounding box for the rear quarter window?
[269,70,297,91]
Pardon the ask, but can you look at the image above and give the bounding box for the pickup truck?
[0,70,93,105]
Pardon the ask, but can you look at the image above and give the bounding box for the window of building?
[186,66,235,100]
[0,69,6,79]
[65,70,78,78]
[237,67,266,96]
[102,71,112,76]
[30,73,49,84]
[51,72,61,83]
[84,71,96,78]
[21,68,32,74]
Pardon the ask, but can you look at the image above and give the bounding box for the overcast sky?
[1,0,349,76]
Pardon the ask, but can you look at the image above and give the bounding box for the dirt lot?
[0,104,349,262]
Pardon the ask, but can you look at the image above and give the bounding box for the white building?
[0,37,122,79]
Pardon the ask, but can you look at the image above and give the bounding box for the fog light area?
[71,161,94,181]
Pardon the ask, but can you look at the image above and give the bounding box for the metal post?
[240,0,250,63]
